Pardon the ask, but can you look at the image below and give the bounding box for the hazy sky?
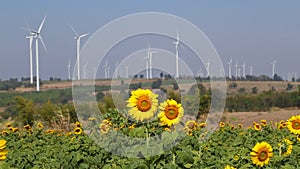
[0,1,299,80]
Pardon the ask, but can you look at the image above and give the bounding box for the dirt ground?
[222,108,300,127]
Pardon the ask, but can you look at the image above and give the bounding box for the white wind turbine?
[271,60,276,78]
[173,30,184,79]
[234,61,238,78]
[205,60,210,78]
[23,18,35,84]
[149,49,157,79]
[227,58,232,78]
[27,16,47,91]
[249,65,253,76]
[67,60,71,80]
[242,63,246,78]
[69,25,89,80]
[145,47,150,79]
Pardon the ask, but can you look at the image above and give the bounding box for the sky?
[0,1,300,80]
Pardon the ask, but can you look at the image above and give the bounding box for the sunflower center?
[258,150,268,162]
[188,122,195,129]
[292,121,300,130]
[137,96,151,112]
[165,106,179,120]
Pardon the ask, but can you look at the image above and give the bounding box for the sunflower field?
[0,89,300,168]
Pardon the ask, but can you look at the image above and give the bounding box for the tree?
[14,96,35,126]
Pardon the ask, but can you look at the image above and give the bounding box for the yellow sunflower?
[75,122,82,128]
[6,123,11,128]
[253,123,261,131]
[185,120,197,130]
[1,130,8,136]
[37,123,44,129]
[224,165,236,169]
[260,120,267,126]
[11,127,19,133]
[88,117,96,121]
[287,115,300,134]
[238,124,243,128]
[219,122,225,128]
[0,140,6,150]
[99,123,109,134]
[158,99,184,127]
[74,127,82,135]
[198,122,206,129]
[46,129,56,134]
[127,89,158,121]
[250,142,273,167]
[24,124,31,130]
[279,138,293,156]
[102,119,112,126]
[0,150,8,161]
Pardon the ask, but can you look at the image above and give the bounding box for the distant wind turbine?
[145,47,150,79]
[23,18,34,84]
[69,25,89,80]
[27,16,47,91]
[227,58,232,78]
[242,63,246,78]
[67,60,71,80]
[234,61,238,78]
[248,65,253,76]
[149,49,157,79]
[173,30,184,79]
[271,60,276,78]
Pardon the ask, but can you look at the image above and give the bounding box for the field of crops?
[0,89,300,168]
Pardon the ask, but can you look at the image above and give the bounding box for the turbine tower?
[234,61,238,78]
[145,47,150,79]
[206,60,210,78]
[249,65,253,76]
[149,49,157,79]
[26,35,34,83]
[28,16,47,91]
[69,25,89,80]
[271,60,276,78]
[173,30,184,79]
[67,60,71,80]
[227,58,232,78]
[242,63,246,78]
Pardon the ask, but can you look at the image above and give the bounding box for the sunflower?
[99,123,109,134]
[0,140,6,150]
[102,119,112,126]
[24,124,31,130]
[74,127,82,135]
[219,122,225,128]
[279,138,293,156]
[46,129,56,134]
[278,123,286,130]
[6,123,11,128]
[88,117,96,121]
[224,165,236,169]
[238,124,243,128]
[37,123,44,129]
[261,120,267,126]
[0,150,8,161]
[158,99,184,127]
[75,122,82,128]
[287,115,300,134]
[253,123,261,131]
[1,130,8,136]
[185,120,197,130]
[127,89,158,121]
[11,127,19,133]
[198,122,206,128]
[250,142,273,167]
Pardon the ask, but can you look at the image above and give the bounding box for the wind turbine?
[173,30,184,79]
[271,60,276,78]
[104,61,108,79]
[249,65,253,76]
[234,61,238,78]
[205,60,210,78]
[238,67,241,78]
[227,58,232,79]
[27,16,47,91]
[67,60,71,80]
[26,35,34,83]
[69,25,89,80]
[145,47,150,79]
[149,49,157,79]
[242,63,246,78]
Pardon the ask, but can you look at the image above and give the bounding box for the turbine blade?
[68,24,79,36]
[38,15,46,33]
[79,33,89,39]
[39,36,47,53]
